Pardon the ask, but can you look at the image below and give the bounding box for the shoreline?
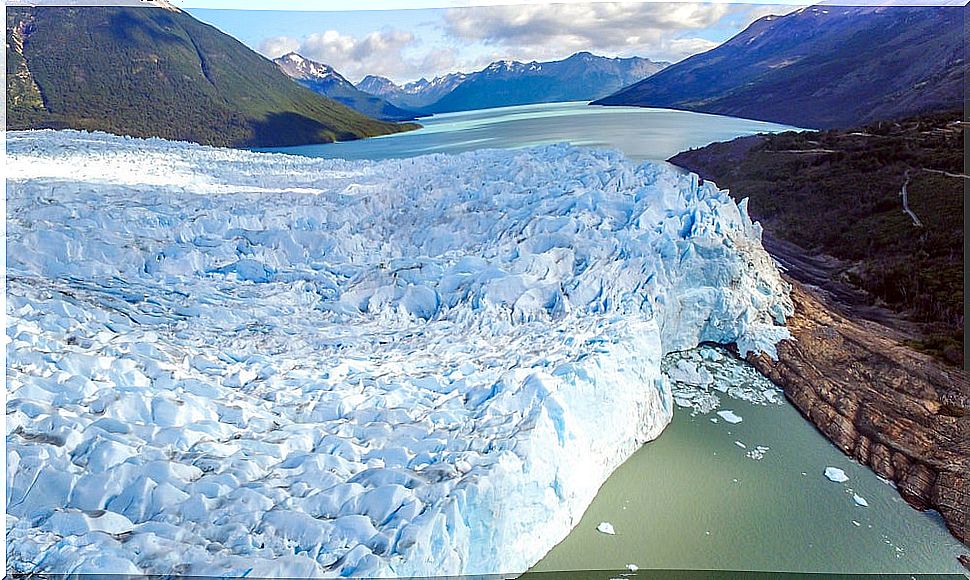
[741,271,969,547]
[530,346,967,575]
[667,123,968,550]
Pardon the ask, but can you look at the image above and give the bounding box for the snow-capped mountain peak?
[274,52,348,84]
[483,59,540,74]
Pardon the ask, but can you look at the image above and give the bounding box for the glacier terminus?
[6,130,791,577]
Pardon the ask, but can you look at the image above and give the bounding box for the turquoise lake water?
[259,101,797,163]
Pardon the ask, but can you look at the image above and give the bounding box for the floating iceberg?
[597,522,617,535]
[6,131,791,577]
[825,467,850,483]
[717,410,744,424]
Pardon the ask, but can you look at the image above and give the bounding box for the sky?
[185,2,804,85]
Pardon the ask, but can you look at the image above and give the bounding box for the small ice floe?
[824,467,849,482]
[734,441,747,449]
[626,564,639,571]
[710,417,718,423]
[853,494,869,507]
[717,410,743,424]
[746,445,769,460]
[597,522,616,535]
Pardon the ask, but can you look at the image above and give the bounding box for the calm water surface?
[260,101,797,162]
[266,102,966,575]
[528,393,966,576]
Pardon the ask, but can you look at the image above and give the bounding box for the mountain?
[594,6,966,129]
[357,72,469,110]
[5,4,416,147]
[358,52,668,114]
[274,52,421,122]
[428,52,667,114]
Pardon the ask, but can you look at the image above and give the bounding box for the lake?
[265,102,966,576]
[259,101,797,163]
[526,350,966,577]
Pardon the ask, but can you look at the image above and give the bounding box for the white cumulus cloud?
[256,3,799,83]
[442,2,734,62]
[259,29,428,83]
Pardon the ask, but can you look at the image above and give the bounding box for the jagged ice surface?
[6,130,791,577]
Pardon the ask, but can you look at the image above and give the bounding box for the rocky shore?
[744,275,968,546]
[669,115,967,553]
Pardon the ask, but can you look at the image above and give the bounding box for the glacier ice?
[6,130,791,577]
[663,345,784,419]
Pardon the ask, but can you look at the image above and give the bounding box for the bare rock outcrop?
[746,278,969,544]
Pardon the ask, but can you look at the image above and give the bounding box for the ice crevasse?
[6,130,792,577]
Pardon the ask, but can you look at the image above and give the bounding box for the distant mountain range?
[358,72,470,111]
[5,3,414,147]
[274,52,421,122]
[358,52,668,114]
[594,5,966,129]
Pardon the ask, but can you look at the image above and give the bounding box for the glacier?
[5,130,791,577]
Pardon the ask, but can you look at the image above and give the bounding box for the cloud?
[442,2,770,63]
[259,36,300,58]
[663,37,719,60]
[259,29,429,82]
[255,3,801,83]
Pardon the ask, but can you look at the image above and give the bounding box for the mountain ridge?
[357,71,469,111]
[594,5,966,129]
[357,52,668,114]
[5,6,416,147]
[274,52,421,122]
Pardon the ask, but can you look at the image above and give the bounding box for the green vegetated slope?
[671,111,965,364]
[6,6,416,147]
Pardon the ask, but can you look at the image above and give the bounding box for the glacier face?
[6,130,791,577]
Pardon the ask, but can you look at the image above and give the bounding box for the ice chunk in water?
[825,467,849,483]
